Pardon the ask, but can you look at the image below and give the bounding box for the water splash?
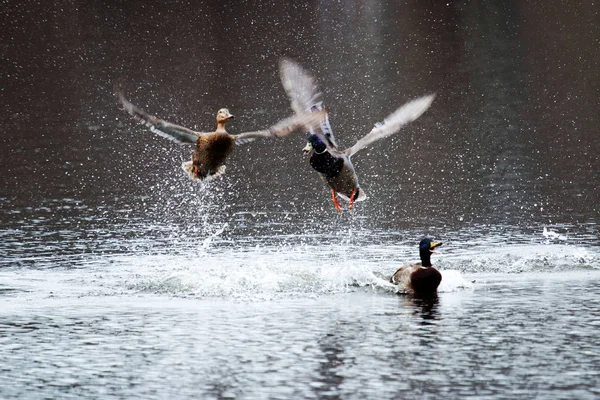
[440,243,598,274]
[542,226,568,241]
[202,222,229,249]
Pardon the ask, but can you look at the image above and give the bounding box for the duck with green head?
[279,58,435,211]
[390,238,443,295]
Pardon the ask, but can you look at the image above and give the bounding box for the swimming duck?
[116,90,325,181]
[390,238,443,296]
[279,58,435,211]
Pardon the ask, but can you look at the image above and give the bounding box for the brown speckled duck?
[279,58,435,211]
[117,90,325,181]
[390,238,443,296]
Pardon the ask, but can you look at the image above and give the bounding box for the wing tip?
[114,86,135,116]
[279,57,294,71]
[421,93,436,108]
[413,92,436,119]
[113,83,127,105]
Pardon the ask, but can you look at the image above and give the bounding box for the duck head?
[419,238,443,267]
[303,133,327,155]
[216,108,234,124]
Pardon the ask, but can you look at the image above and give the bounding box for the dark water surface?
[1,275,599,399]
[1,0,599,399]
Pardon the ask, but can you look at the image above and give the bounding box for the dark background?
[1,0,598,240]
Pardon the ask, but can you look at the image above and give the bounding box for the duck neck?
[420,251,432,267]
[215,121,228,132]
[312,141,327,154]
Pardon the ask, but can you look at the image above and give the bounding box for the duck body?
[320,157,358,199]
[390,238,443,296]
[308,149,361,200]
[314,155,362,202]
[308,147,344,176]
[191,131,236,179]
[304,134,366,210]
[390,263,442,296]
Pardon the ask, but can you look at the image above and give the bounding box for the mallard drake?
[390,238,443,296]
[116,90,325,181]
[279,58,435,211]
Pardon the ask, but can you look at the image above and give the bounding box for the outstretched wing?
[233,110,327,145]
[344,94,435,156]
[279,58,322,115]
[279,58,339,149]
[117,90,200,144]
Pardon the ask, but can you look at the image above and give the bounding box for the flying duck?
[390,238,443,295]
[279,58,435,211]
[116,90,325,181]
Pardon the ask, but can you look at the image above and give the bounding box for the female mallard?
[390,238,443,296]
[117,90,325,181]
[279,58,435,211]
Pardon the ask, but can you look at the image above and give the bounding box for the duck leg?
[331,189,342,212]
[348,188,358,210]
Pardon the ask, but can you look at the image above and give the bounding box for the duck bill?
[302,142,313,155]
[430,241,443,253]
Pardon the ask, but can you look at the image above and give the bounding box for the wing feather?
[279,58,322,115]
[233,110,326,145]
[344,94,435,156]
[279,58,340,148]
[117,90,200,144]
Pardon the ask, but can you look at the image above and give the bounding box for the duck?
[279,58,435,211]
[390,238,443,296]
[116,90,325,181]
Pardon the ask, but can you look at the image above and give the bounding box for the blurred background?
[1,0,598,258]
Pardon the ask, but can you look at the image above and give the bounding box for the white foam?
[202,222,229,249]
[3,233,596,302]
[438,269,474,292]
[89,240,483,301]
[542,227,568,241]
[440,243,598,273]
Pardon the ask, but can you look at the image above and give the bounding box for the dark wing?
[344,94,435,156]
[279,58,339,149]
[233,110,327,145]
[117,90,200,144]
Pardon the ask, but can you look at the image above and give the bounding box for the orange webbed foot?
[348,188,358,210]
[331,189,342,212]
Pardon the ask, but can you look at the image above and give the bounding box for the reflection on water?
[3,277,599,399]
[315,331,345,399]
[405,294,440,322]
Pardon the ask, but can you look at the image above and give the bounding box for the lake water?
[1,0,599,399]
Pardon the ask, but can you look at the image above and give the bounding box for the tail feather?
[336,187,367,203]
[181,161,226,181]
